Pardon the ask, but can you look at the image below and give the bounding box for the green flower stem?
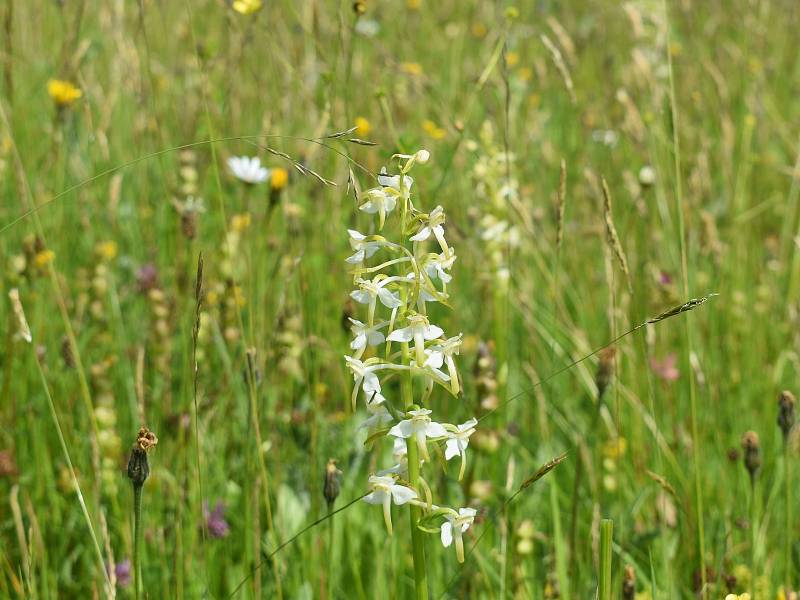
[786,447,793,592]
[133,482,143,600]
[599,519,613,600]
[401,341,429,600]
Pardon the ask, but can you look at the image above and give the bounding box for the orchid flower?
[444,418,477,480]
[386,313,443,366]
[377,168,414,193]
[410,206,450,257]
[362,475,418,535]
[359,188,397,230]
[424,334,462,394]
[350,277,402,325]
[348,318,388,358]
[346,229,385,264]
[424,251,455,283]
[344,356,388,410]
[389,408,447,461]
[440,507,477,562]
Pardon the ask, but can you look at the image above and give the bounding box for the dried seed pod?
[622,564,635,600]
[741,431,761,484]
[778,390,796,443]
[323,458,342,509]
[127,428,158,488]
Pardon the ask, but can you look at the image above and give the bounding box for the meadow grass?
[1,0,799,598]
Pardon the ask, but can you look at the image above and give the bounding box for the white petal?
[388,420,414,439]
[346,249,366,264]
[367,330,386,346]
[424,350,444,369]
[362,490,385,505]
[348,229,366,241]
[459,418,478,431]
[444,439,460,461]
[440,522,453,547]
[425,422,448,438]
[377,288,402,309]
[350,290,371,304]
[424,325,444,340]
[387,326,413,343]
[390,484,418,505]
[410,227,431,242]
[359,201,378,214]
[350,333,367,350]
[362,372,381,392]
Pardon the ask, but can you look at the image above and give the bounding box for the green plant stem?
[133,482,143,600]
[786,446,793,592]
[401,341,429,600]
[750,477,756,599]
[599,519,613,600]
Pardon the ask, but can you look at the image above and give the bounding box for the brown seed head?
[741,430,761,482]
[128,427,157,487]
[778,390,796,442]
[323,458,342,509]
[622,564,635,600]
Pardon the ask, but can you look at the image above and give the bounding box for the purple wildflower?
[203,501,230,538]
[136,263,160,293]
[112,559,132,587]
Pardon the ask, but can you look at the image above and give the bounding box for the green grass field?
[1,0,799,598]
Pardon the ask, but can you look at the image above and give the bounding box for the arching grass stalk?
[127,428,158,600]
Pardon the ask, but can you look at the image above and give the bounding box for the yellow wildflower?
[471,22,487,38]
[231,212,251,232]
[406,0,421,8]
[95,241,118,261]
[602,437,627,460]
[34,249,55,269]
[47,79,82,107]
[517,67,533,82]
[232,285,246,307]
[354,116,371,137]
[422,120,446,140]
[505,51,520,68]
[270,167,289,191]
[400,62,424,76]
[232,0,262,15]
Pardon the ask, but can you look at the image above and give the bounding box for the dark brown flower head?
[323,458,342,509]
[741,430,761,483]
[778,390,796,442]
[128,427,158,487]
